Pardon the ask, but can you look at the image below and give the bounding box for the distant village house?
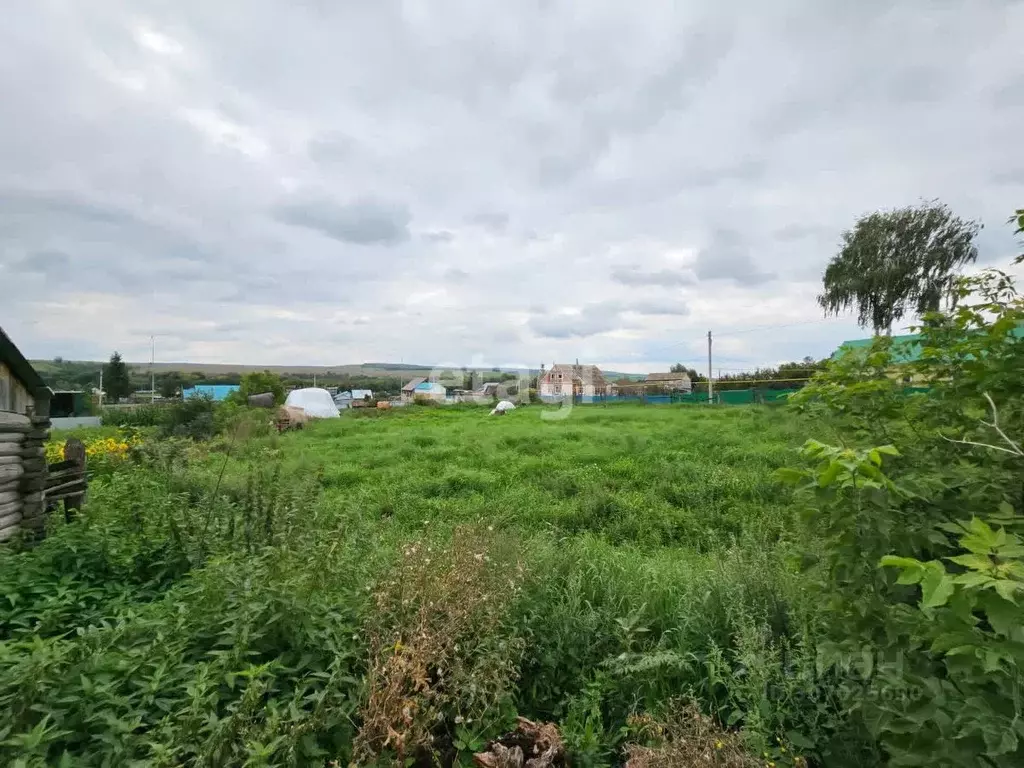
[538,363,611,399]
[401,377,427,402]
[643,371,693,392]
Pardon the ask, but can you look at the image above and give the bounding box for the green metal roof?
[835,325,1024,363]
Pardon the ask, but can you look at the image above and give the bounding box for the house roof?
[0,326,48,396]
[645,372,691,382]
[544,363,608,384]
[182,384,240,401]
[402,377,427,392]
[835,325,1024,364]
[351,389,373,399]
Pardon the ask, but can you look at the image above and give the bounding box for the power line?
[714,317,850,338]
[644,317,848,360]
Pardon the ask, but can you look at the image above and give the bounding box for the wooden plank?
[46,479,87,497]
[45,475,83,491]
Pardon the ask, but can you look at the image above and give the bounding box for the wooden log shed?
[0,327,54,542]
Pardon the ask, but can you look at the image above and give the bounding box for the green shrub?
[230,370,285,405]
[100,404,165,427]
[781,266,1024,766]
[159,396,216,440]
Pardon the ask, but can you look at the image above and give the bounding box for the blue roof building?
[413,381,447,399]
[182,384,240,401]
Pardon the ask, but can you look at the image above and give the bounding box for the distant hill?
[32,359,644,380]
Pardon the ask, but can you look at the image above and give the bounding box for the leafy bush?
[781,265,1024,766]
[100,404,166,427]
[231,370,285,405]
[213,401,274,440]
[0,459,367,766]
[159,396,217,440]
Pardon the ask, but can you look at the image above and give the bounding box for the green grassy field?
[321,405,809,549]
[1,404,864,766]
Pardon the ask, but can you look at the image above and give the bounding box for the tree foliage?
[818,201,981,333]
[234,370,285,405]
[102,352,133,403]
[1013,207,1023,264]
[670,364,705,382]
[785,252,1024,766]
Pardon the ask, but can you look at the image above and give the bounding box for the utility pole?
[151,335,156,403]
[98,366,103,408]
[707,330,713,404]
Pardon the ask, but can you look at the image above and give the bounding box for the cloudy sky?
[2,0,1022,373]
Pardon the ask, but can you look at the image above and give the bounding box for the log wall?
[0,408,50,542]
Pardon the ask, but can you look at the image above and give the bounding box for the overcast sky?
[2,1,1022,373]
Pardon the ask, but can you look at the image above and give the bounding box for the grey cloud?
[994,75,1024,106]
[684,158,766,190]
[468,212,509,233]
[773,224,826,243]
[0,1,1020,368]
[527,13,737,187]
[443,267,470,282]
[525,297,682,338]
[275,197,411,245]
[884,65,947,104]
[529,313,618,340]
[612,267,695,287]
[695,229,775,286]
[10,249,71,275]
[306,132,355,164]
[992,168,1024,185]
[424,230,455,243]
[528,300,625,339]
[624,299,689,317]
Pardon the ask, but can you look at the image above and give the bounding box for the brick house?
[538,363,611,398]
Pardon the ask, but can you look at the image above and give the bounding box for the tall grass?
[0,405,870,765]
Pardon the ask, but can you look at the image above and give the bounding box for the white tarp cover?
[490,400,516,415]
[284,388,341,418]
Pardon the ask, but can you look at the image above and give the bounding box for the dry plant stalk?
[624,702,762,768]
[473,717,565,768]
[354,527,525,765]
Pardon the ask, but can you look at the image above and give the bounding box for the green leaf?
[983,649,1004,673]
[818,461,842,488]
[920,563,955,609]
[992,580,1020,604]
[948,554,993,571]
[980,593,1020,636]
[875,444,900,456]
[880,555,925,584]
[967,518,997,547]
[945,644,976,656]
[774,467,806,485]
[952,571,993,588]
